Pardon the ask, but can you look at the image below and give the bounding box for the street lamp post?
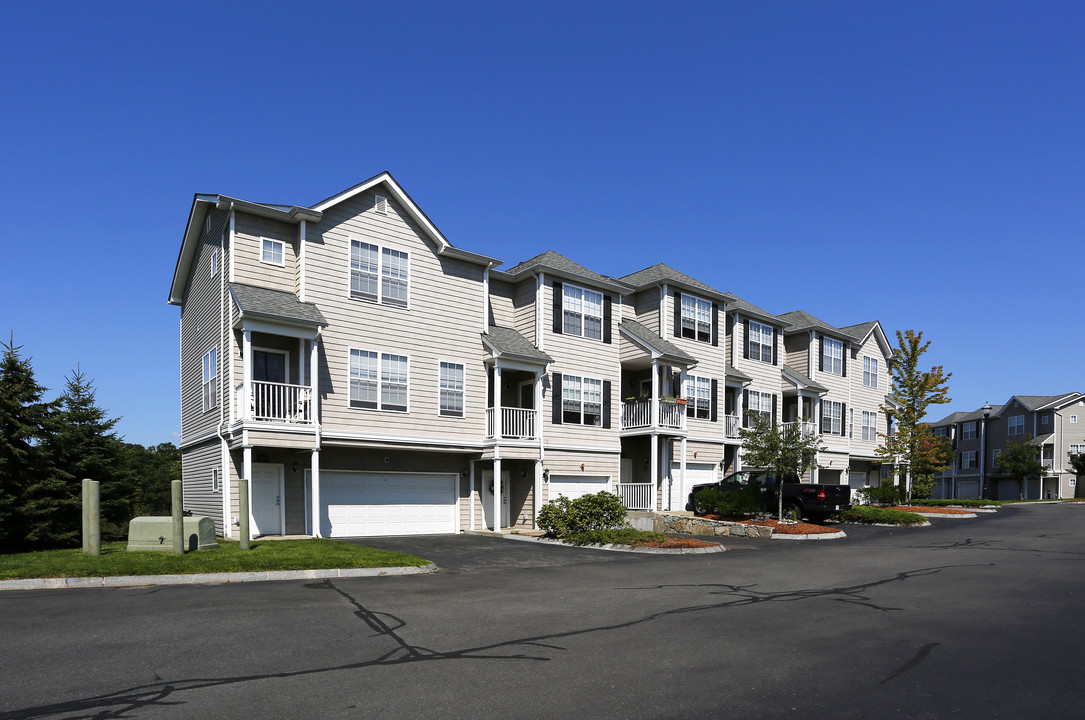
[980,402,992,499]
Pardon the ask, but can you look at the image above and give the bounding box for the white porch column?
[242,330,252,421]
[493,457,503,533]
[679,437,688,512]
[470,460,477,531]
[533,460,543,530]
[243,446,253,542]
[310,449,321,537]
[310,336,319,423]
[494,365,503,439]
[650,434,659,511]
[650,359,660,427]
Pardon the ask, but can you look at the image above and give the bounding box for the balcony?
[621,398,685,431]
[782,421,817,437]
[616,482,654,510]
[486,407,538,440]
[238,381,313,423]
[724,414,740,438]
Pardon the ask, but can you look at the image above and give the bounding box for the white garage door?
[549,475,608,502]
[320,472,458,537]
[672,463,717,511]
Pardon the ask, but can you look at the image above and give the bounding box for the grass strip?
[0,539,429,580]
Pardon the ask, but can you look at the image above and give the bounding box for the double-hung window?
[202,348,217,412]
[747,390,773,423]
[748,321,774,363]
[1069,444,1085,455]
[863,357,878,388]
[934,427,948,438]
[439,362,464,417]
[823,337,843,375]
[862,411,877,441]
[562,374,603,425]
[822,400,843,435]
[686,374,711,419]
[349,350,408,412]
[961,451,977,469]
[261,238,284,265]
[562,284,603,340]
[962,422,977,440]
[1008,415,1025,435]
[681,294,712,343]
[350,240,409,307]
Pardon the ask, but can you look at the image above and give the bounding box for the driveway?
[343,533,626,573]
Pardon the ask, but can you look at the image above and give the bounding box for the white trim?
[320,429,485,448]
[298,220,307,302]
[252,346,290,383]
[228,209,236,283]
[559,281,605,341]
[259,236,286,267]
[437,359,466,418]
[347,236,411,310]
[347,347,410,413]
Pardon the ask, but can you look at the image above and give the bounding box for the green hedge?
[839,506,926,525]
[560,529,669,546]
[910,499,1001,508]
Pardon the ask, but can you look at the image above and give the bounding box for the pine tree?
[0,338,58,551]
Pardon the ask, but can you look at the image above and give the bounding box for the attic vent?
[375,194,388,215]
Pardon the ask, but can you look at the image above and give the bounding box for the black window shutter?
[842,347,847,377]
[743,320,750,359]
[820,402,825,432]
[771,395,778,425]
[772,328,778,366]
[552,282,563,334]
[819,336,824,371]
[673,292,682,337]
[742,390,749,427]
[842,403,848,436]
[710,379,718,422]
[603,295,612,344]
[602,380,612,429]
[551,373,563,424]
[711,303,719,346]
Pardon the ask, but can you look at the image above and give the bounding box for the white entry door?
[251,464,283,536]
[481,471,511,530]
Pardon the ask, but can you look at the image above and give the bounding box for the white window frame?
[211,467,221,493]
[822,400,843,435]
[962,422,977,440]
[862,356,878,388]
[562,283,604,340]
[348,349,409,412]
[680,294,712,343]
[438,361,465,418]
[202,348,217,412]
[260,237,285,266]
[748,320,774,363]
[1009,415,1025,435]
[1041,415,1049,425]
[1069,444,1085,455]
[374,193,388,215]
[210,250,218,277]
[1071,415,1078,423]
[685,374,711,420]
[349,238,410,308]
[993,448,1002,462]
[862,411,877,442]
[562,374,603,426]
[748,389,773,422]
[962,451,977,469]
[823,337,843,376]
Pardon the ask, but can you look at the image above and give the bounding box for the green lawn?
[0,539,430,580]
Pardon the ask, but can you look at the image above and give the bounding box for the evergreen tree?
[0,338,58,552]
[124,442,181,516]
[877,330,953,503]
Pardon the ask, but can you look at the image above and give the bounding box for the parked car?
[688,470,851,521]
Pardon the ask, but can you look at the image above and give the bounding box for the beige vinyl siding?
[809,332,852,454]
[541,449,619,504]
[664,289,728,438]
[783,333,810,377]
[179,208,230,442]
[232,213,298,293]
[488,279,515,327]
[632,288,662,336]
[849,336,891,457]
[730,314,783,428]
[512,278,538,344]
[1058,405,1085,469]
[305,191,488,443]
[181,440,223,533]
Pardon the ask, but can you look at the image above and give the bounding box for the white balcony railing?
[782,421,817,437]
[724,414,740,438]
[240,381,313,423]
[616,483,654,510]
[486,407,538,440]
[621,399,685,430]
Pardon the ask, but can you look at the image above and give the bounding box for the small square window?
[1071,415,1079,423]
[211,468,221,493]
[261,238,284,265]
[1042,415,1049,425]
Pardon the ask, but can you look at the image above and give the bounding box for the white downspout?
[536,272,545,351]
[298,219,307,302]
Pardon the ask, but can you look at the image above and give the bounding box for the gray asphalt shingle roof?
[781,365,828,393]
[777,310,850,338]
[498,250,629,291]
[619,264,731,300]
[483,326,553,364]
[229,283,328,327]
[619,319,697,365]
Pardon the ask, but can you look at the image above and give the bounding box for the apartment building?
[170,172,899,539]
[930,393,1085,500]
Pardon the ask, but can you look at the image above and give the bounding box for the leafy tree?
[738,414,825,520]
[0,338,58,552]
[878,329,952,503]
[994,438,1046,499]
[908,425,956,500]
[1070,453,1085,499]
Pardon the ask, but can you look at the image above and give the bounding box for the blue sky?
[2,1,1082,446]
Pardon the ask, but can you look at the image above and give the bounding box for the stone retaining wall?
[654,513,774,539]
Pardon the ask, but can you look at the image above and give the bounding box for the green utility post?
[171,480,184,555]
[239,478,250,550]
[81,478,91,553]
[87,480,101,556]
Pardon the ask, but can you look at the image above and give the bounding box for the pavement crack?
[878,642,941,685]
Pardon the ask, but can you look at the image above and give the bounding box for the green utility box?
[127,516,219,552]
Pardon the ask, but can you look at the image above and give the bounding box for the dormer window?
[680,294,712,343]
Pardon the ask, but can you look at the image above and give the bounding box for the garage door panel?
[550,476,608,501]
[322,472,457,537]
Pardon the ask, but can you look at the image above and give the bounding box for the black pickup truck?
[688,470,851,521]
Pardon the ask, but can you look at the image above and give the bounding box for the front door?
[251,464,282,536]
[481,471,511,530]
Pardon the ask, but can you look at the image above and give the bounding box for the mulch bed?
[889,505,973,515]
[635,537,720,549]
[696,514,839,535]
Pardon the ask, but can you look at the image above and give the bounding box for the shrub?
[910,498,1001,508]
[857,484,905,506]
[537,491,630,537]
[839,505,926,525]
[691,487,722,515]
[714,488,763,518]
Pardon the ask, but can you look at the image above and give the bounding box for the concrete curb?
[501,532,725,554]
[842,521,931,528]
[0,564,438,592]
[910,511,977,519]
[771,530,847,541]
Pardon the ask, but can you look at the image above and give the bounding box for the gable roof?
[781,365,828,394]
[838,320,893,357]
[229,283,328,328]
[619,319,697,366]
[727,294,787,327]
[619,263,732,303]
[929,405,1004,426]
[776,310,849,338]
[996,393,1084,416]
[494,250,631,293]
[482,326,552,365]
